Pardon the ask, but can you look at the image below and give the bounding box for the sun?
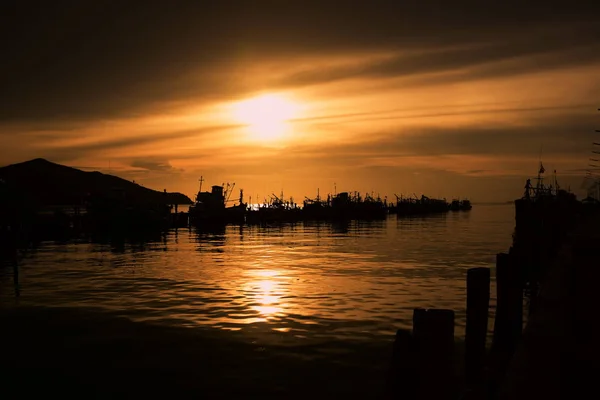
[231,94,300,141]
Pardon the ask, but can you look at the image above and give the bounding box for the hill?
[0,159,192,207]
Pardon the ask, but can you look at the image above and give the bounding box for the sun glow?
[232,94,300,141]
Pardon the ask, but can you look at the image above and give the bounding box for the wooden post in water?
[413,308,455,399]
[491,252,523,380]
[465,267,490,387]
[386,329,417,399]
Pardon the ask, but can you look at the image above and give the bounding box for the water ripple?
[0,205,513,344]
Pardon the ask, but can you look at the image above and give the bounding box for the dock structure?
[498,213,597,400]
[386,172,596,399]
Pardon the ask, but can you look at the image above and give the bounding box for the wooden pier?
[499,212,598,399]
[386,200,597,399]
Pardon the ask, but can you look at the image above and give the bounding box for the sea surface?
[0,204,514,345]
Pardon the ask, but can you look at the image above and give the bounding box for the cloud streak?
[1,1,599,123]
[34,123,239,162]
[1,1,599,201]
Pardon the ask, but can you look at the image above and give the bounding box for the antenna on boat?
[225,183,235,203]
[535,159,546,195]
[198,176,204,192]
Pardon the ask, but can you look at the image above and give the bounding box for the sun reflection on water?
[246,270,286,319]
[1,207,516,343]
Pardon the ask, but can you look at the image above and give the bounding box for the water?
[0,205,514,345]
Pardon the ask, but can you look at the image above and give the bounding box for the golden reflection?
[246,270,286,318]
[231,93,301,142]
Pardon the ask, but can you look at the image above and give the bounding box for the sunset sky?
[2,1,599,202]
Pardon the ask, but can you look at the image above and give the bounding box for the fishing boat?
[394,194,449,215]
[449,199,461,211]
[512,162,580,286]
[515,163,579,226]
[189,177,246,225]
[448,198,472,211]
[302,189,330,220]
[330,191,387,220]
[246,191,301,224]
[459,199,472,210]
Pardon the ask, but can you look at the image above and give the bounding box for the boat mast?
[225,183,235,204]
[535,161,545,196]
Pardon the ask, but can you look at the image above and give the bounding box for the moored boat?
[189,178,246,225]
[394,194,449,215]
[246,191,301,224]
[459,199,472,210]
[449,199,461,211]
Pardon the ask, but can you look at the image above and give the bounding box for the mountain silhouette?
[0,159,192,207]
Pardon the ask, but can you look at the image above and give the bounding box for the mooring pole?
[465,267,491,387]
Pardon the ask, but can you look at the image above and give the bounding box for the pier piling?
[386,329,417,399]
[465,267,491,387]
[412,308,456,398]
[491,252,523,384]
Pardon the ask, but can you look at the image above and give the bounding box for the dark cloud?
[301,104,594,127]
[389,114,598,159]
[38,123,236,162]
[276,109,600,165]
[1,1,599,123]
[275,40,600,89]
